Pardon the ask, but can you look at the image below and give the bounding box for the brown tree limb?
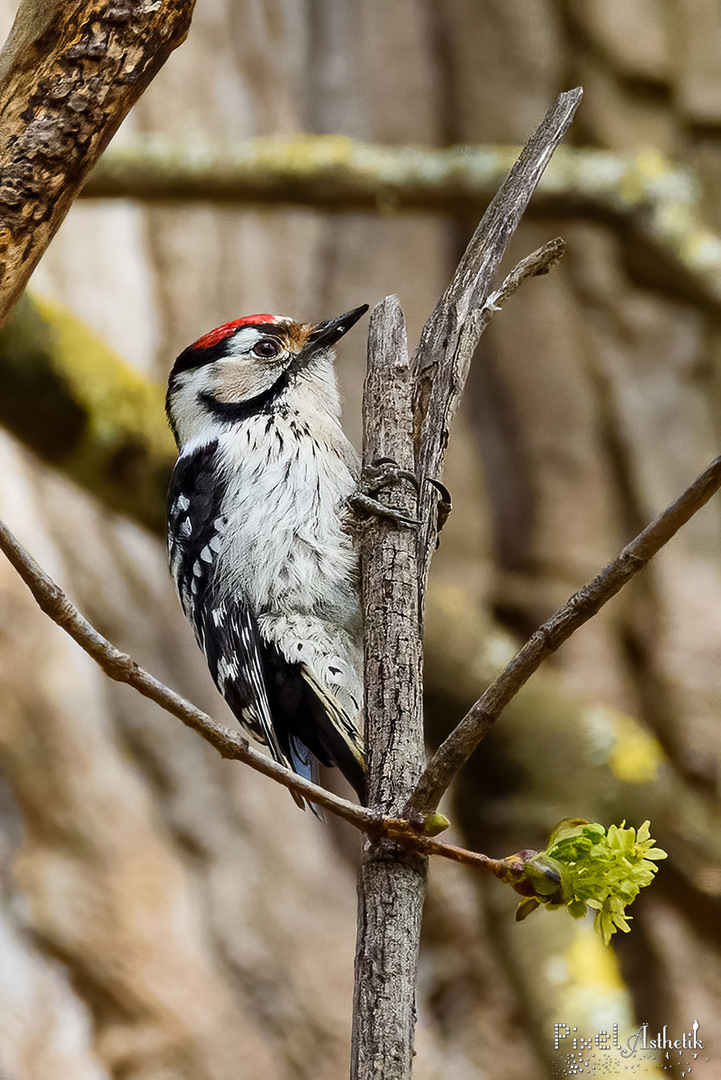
[351,298,426,1079]
[409,455,721,816]
[412,88,583,618]
[0,0,195,325]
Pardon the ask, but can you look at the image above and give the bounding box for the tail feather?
[261,642,367,804]
[298,665,367,803]
[287,735,326,820]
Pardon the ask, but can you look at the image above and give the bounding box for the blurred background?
[0,2,720,1078]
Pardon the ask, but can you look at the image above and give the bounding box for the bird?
[165,305,369,813]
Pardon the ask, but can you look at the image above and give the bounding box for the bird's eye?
[252,338,281,359]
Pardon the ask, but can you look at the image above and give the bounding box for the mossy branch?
[0,294,174,533]
[82,136,721,309]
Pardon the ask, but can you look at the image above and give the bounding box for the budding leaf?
[509,819,667,945]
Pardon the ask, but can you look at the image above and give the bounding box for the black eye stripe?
[169,324,288,381]
[199,369,291,423]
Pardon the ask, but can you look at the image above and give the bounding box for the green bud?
[422,813,451,837]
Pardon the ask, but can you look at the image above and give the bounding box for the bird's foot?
[350,458,421,527]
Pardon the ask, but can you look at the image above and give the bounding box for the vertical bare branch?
[351,297,426,1080]
[351,90,583,1077]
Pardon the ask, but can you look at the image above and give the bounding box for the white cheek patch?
[211,357,284,404]
[168,326,294,448]
[212,327,290,404]
[169,368,220,447]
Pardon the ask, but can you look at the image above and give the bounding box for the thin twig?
[382,820,505,876]
[0,517,377,831]
[481,237,566,325]
[0,517,543,885]
[409,455,721,815]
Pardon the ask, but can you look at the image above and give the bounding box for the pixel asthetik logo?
[550,1020,710,1076]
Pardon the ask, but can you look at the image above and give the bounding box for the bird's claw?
[351,460,451,534]
[349,493,421,527]
[351,458,421,528]
[426,477,452,534]
[364,458,420,495]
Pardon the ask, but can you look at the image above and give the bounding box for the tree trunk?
[352,297,426,1079]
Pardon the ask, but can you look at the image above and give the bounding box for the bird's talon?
[350,493,421,528]
[369,458,421,494]
[424,476,452,537]
[426,477,452,507]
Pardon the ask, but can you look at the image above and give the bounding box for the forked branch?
[412,87,583,613]
[409,454,721,815]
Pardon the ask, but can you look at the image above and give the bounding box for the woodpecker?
[165,305,369,813]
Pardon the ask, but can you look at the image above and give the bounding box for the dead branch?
[351,298,427,1077]
[412,88,583,618]
[409,454,721,816]
[349,90,583,1080]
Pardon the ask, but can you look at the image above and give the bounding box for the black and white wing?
[167,445,289,763]
[167,441,366,810]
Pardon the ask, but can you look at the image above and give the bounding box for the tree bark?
[0,0,195,324]
[351,298,426,1080]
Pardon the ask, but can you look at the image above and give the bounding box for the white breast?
[214,409,363,712]
[216,410,356,599]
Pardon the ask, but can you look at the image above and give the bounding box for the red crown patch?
[191,314,279,351]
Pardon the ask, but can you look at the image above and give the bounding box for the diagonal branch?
[412,87,583,616]
[408,455,721,816]
[0,516,377,831]
[0,514,530,884]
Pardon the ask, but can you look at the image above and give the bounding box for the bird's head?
[166,304,368,448]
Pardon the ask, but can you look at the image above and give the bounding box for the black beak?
[308,305,369,350]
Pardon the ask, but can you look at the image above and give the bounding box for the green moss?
[0,293,174,533]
